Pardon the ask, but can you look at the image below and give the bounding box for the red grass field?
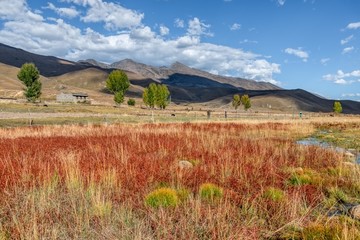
[0,121,359,239]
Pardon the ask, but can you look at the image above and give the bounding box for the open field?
[0,118,359,239]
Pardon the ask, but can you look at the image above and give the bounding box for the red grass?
[0,122,353,238]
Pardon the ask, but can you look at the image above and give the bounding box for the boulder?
[349,205,360,220]
[345,151,356,159]
[178,160,193,170]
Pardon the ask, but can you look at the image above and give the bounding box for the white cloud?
[320,58,330,65]
[341,35,353,45]
[187,18,213,37]
[239,39,258,44]
[342,46,354,54]
[65,0,144,30]
[44,2,79,19]
[0,0,43,22]
[174,18,185,28]
[230,23,241,31]
[323,69,360,85]
[346,22,360,30]
[284,48,309,62]
[159,25,169,36]
[130,26,155,40]
[0,1,281,84]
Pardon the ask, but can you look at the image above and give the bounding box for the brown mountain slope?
[110,59,280,90]
[1,43,359,113]
[0,43,91,77]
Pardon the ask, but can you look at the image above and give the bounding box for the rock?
[178,160,193,170]
[349,205,360,220]
[294,167,304,175]
[345,151,356,159]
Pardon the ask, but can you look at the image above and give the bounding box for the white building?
[56,93,89,103]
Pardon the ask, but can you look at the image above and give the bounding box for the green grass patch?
[199,183,223,203]
[145,188,179,208]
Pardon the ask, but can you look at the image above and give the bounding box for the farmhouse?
[56,93,89,103]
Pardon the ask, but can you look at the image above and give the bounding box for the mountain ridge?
[0,42,360,114]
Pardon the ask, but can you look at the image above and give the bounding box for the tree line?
[16,63,344,114]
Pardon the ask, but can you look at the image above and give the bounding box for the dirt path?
[0,112,115,119]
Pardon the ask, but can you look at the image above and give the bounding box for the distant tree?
[156,84,170,109]
[106,70,129,105]
[17,63,42,102]
[333,101,342,114]
[127,98,136,106]
[114,91,124,104]
[106,70,130,93]
[241,94,251,111]
[232,94,241,110]
[143,83,157,108]
[143,83,170,109]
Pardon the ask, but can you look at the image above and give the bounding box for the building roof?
[69,93,88,97]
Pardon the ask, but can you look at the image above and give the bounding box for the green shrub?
[263,187,285,202]
[327,187,348,203]
[145,188,179,208]
[288,173,313,186]
[199,183,223,202]
[127,98,136,106]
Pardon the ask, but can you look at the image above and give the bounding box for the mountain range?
[0,43,359,113]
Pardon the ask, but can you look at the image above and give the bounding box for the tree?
[106,70,129,105]
[142,83,156,108]
[114,91,124,104]
[156,84,170,109]
[17,63,42,102]
[241,94,251,111]
[232,94,241,110]
[106,70,130,93]
[333,101,342,114]
[142,83,170,109]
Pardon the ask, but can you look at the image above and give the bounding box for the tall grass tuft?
[199,183,223,203]
[145,188,179,208]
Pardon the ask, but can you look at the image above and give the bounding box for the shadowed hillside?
[0,43,359,113]
[0,43,93,77]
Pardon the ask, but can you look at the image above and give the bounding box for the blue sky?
[0,0,359,101]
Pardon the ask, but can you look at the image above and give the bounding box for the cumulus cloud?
[187,18,213,36]
[159,25,169,36]
[230,23,241,31]
[64,0,144,30]
[284,48,309,62]
[342,46,354,54]
[0,0,281,84]
[44,2,79,18]
[323,69,360,84]
[346,22,360,30]
[0,0,43,22]
[174,18,185,28]
[341,35,353,45]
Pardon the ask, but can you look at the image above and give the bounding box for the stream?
[297,137,360,218]
[297,138,360,164]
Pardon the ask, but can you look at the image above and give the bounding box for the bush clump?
[127,98,136,106]
[263,187,285,202]
[145,188,179,208]
[199,183,223,203]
